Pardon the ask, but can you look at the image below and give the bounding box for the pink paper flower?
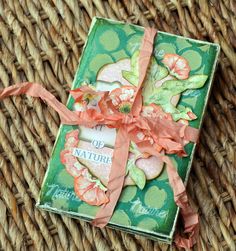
[162,54,190,80]
[110,86,135,114]
[71,86,100,111]
[74,169,109,206]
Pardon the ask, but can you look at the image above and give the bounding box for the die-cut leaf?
[127,158,146,190]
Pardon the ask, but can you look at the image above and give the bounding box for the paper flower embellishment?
[60,130,109,206]
[110,86,135,114]
[74,168,108,206]
[71,85,101,111]
[162,54,190,80]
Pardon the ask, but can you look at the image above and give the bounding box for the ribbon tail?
[0,82,79,125]
[92,127,130,227]
[174,207,199,248]
[162,156,199,248]
[184,126,199,143]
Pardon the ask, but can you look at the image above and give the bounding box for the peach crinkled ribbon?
[0,28,199,249]
[91,28,157,228]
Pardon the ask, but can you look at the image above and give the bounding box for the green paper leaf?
[122,50,168,90]
[183,75,208,89]
[147,58,168,82]
[122,51,139,86]
[142,61,168,105]
[129,166,146,190]
[149,74,208,121]
[129,141,140,156]
[122,70,139,86]
[127,159,146,189]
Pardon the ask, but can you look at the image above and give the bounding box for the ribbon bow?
[0,28,198,248]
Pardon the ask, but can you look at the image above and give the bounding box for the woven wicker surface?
[0,0,235,250]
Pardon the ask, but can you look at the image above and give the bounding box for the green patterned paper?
[37,17,220,243]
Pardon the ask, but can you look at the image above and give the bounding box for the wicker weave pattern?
[0,0,235,250]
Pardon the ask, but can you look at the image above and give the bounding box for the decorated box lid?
[37,17,220,243]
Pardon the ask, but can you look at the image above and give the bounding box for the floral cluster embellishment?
[59,48,207,204]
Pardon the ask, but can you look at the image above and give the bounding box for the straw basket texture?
[0,0,235,250]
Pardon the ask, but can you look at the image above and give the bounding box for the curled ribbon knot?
[0,28,199,249]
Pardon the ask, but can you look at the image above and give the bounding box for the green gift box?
[37,17,220,243]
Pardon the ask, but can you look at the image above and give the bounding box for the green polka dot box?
[37,17,220,243]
